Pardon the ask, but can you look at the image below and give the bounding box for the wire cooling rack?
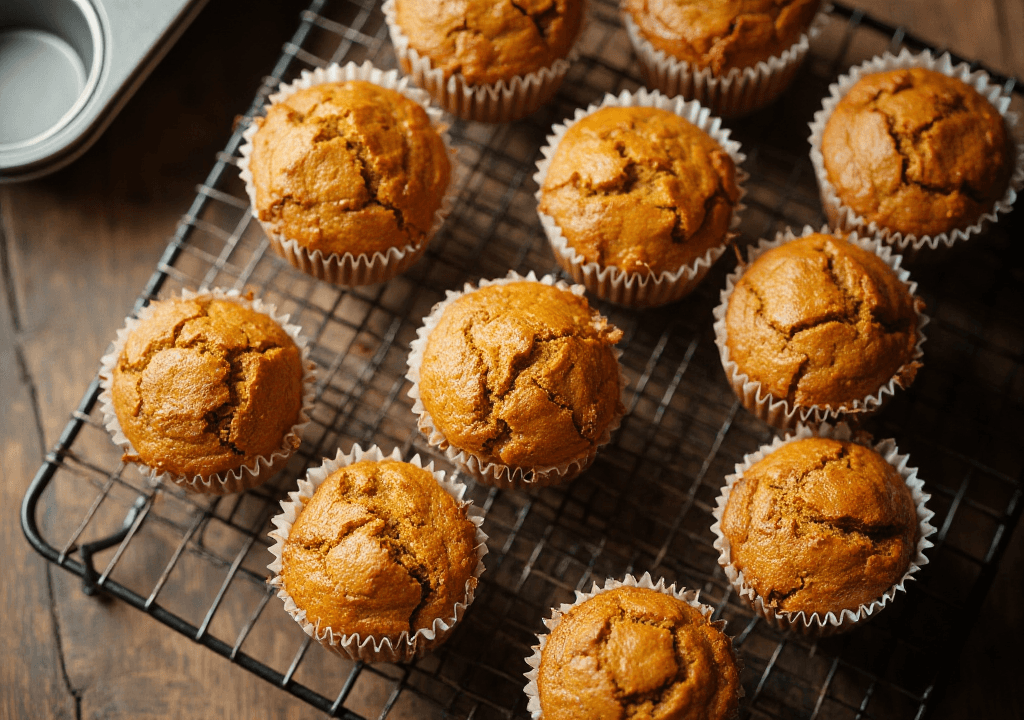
[22,1,1024,718]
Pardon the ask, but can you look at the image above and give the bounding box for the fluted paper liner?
[710,422,936,637]
[267,444,488,662]
[809,49,1024,259]
[535,88,747,307]
[406,271,626,489]
[523,572,740,718]
[623,8,829,118]
[98,288,317,495]
[713,225,928,430]
[237,60,457,285]
[383,0,583,122]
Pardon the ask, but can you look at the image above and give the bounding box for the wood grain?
[0,213,76,720]
[1,1,1021,719]
[1,0,315,717]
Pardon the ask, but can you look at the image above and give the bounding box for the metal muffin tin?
[0,0,208,182]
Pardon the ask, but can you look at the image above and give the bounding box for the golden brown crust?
[821,67,1013,238]
[394,0,584,86]
[623,0,820,74]
[280,459,479,638]
[249,80,450,256]
[110,297,303,478]
[418,281,623,469]
[538,586,740,720]
[539,106,740,275]
[720,438,918,616]
[724,233,921,409]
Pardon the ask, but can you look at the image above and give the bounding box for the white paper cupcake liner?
[406,271,627,489]
[710,422,936,637]
[534,88,748,307]
[713,225,928,430]
[809,49,1024,259]
[383,0,583,123]
[267,444,488,662]
[523,572,740,718]
[237,60,457,285]
[98,288,317,495]
[623,8,829,118]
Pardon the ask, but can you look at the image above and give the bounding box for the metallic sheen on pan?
[0,0,208,182]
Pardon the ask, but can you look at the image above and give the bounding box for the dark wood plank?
[2,0,318,717]
[2,0,1021,718]
[845,0,1023,79]
[0,210,77,720]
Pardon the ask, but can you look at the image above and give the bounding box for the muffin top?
[538,585,740,720]
[281,459,479,638]
[418,281,623,469]
[821,67,1013,238]
[394,0,584,86]
[539,105,741,275]
[721,437,918,616]
[110,296,304,478]
[724,233,921,409]
[248,80,450,256]
[623,0,820,74]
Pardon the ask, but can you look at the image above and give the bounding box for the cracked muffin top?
[721,437,918,616]
[280,459,479,638]
[821,67,1014,238]
[539,105,741,276]
[394,0,584,86]
[248,80,450,257]
[418,281,623,470]
[724,233,922,409]
[538,585,740,720]
[110,295,304,479]
[623,0,820,74]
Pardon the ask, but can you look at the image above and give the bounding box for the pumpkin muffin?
[409,275,624,487]
[104,292,307,493]
[539,103,740,279]
[271,450,484,661]
[622,0,821,116]
[393,0,583,87]
[820,66,1014,240]
[623,0,820,75]
[719,231,923,427]
[242,68,451,283]
[719,436,919,621]
[529,582,740,720]
[385,0,585,121]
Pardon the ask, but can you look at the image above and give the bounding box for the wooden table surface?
[2,0,1022,718]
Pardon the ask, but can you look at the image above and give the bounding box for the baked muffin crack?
[537,586,739,720]
[820,66,1012,237]
[249,80,450,256]
[721,438,918,615]
[540,105,739,274]
[419,281,622,469]
[110,296,304,479]
[725,234,920,407]
[509,0,561,45]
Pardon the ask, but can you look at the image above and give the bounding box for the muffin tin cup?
[712,225,929,431]
[809,49,1024,261]
[523,572,738,718]
[622,9,829,118]
[237,60,458,286]
[710,422,936,637]
[97,288,317,495]
[383,0,583,123]
[534,87,748,308]
[266,444,488,663]
[406,270,627,490]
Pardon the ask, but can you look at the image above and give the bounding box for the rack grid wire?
[21,1,1024,718]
